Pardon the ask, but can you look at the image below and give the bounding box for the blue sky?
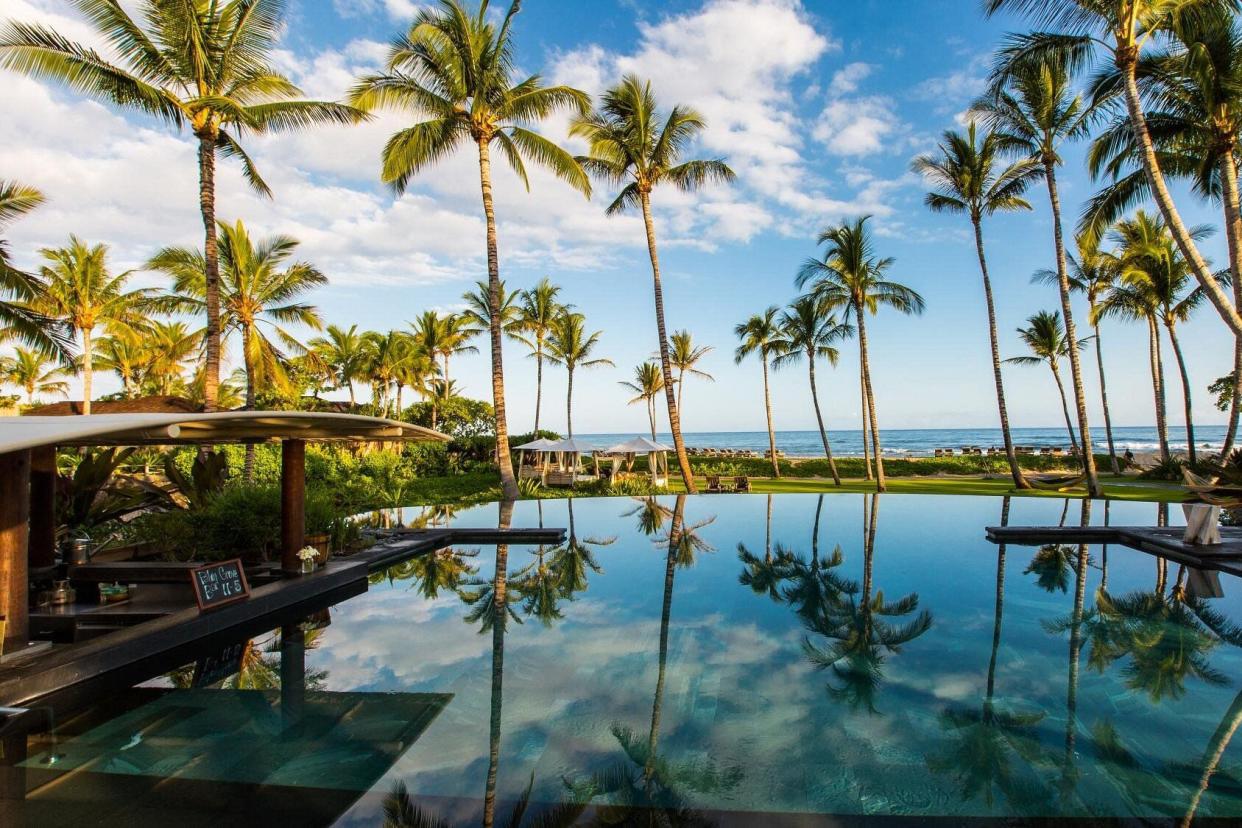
[1,0,1234,435]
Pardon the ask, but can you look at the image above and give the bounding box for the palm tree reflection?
[578,494,740,819]
[927,497,1049,810]
[802,495,933,713]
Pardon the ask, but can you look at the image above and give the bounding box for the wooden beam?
[0,450,31,653]
[280,439,306,575]
[28,446,56,569]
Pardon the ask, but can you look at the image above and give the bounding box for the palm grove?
[2,0,1242,498]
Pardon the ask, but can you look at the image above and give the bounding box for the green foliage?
[405,396,495,438]
[1210,372,1237,413]
[57,447,165,537]
[1139,458,1187,481]
[127,484,343,563]
[161,449,229,510]
[688,452,1106,479]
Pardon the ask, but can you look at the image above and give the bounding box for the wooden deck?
[0,525,564,710]
[986,525,1242,577]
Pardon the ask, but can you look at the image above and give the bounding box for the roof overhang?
[0,411,451,454]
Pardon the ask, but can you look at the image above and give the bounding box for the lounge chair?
[734,476,751,493]
[1022,471,1087,492]
[706,475,725,493]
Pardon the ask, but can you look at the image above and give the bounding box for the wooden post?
[28,447,56,569]
[0,450,31,654]
[280,439,306,575]
[279,622,305,729]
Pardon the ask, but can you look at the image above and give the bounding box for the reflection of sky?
[323,495,1242,823]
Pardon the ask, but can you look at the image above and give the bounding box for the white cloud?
[814,96,904,156]
[829,62,873,96]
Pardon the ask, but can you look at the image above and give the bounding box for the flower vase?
[301,557,315,574]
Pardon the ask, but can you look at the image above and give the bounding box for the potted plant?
[297,546,319,574]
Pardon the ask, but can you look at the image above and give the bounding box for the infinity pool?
[17,494,1242,825]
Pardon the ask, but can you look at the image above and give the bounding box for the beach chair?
[706,475,724,493]
[734,476,751,493]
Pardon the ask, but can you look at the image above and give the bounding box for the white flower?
[297,546,318,562]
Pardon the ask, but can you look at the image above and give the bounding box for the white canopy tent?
[513,437,557,480]
[513,437,600,486]
[603,437,673,486]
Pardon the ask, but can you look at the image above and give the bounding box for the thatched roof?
[25,396,203,416]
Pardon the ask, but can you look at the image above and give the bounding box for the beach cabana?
[542,437,599,486]
[603,437,673,486]
[513,437,557,480]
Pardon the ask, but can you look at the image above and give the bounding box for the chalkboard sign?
[190,559,251,611]
[192,639,247,686]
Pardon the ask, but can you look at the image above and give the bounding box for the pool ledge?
[0,525,565,710]
[986,525,1242,577]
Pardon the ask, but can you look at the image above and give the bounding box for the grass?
[392,469,1189,507]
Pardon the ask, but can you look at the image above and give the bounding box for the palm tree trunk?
[647,394,657,440]
[80,326,92,415]
[1044,163,1100,494]
[677,366,685,419]
[1049,360,1080,457]
[1218,151,1242,458]
[482,499,513,828]
[972,217,1028,489]
[859,352,873,481]
[1063,502,1091,797]
[648,495,683,781]
[808,354,841,485]
[347,380,355,407]
[1148,316,1171,463]
[1091,312,1121,473]
[1182,688,1242,828]
[987,497,1011,702]
[639,192,697,493]
[1165,320,1196,464]
[476,139,519,500]
[566,367,574,438]
[856,307,886,491]
[396,383,404,416]
[197,134,222,412]
[243,323,256,483]
[1117,54,1242,337]
[761,354,779,477]
[533,347,543,435]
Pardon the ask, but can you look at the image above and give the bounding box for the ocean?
[577,425,1230,458]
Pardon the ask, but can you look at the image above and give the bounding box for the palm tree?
[1107,211,1214,462]
[773,295,852,486]
[411,311,477,391]
[462,279,522,346]
[151,220,324,477]
[33,236,156,414]
[1082,8,1242,457]
[142,321,200,395]
[514,278,566,435]
[572,75,735,494]
[1,1,365,409]
[363,330,413,419]
[984,0,1242,338]
[349,0,591,502]
[1035,233,1124,472]
[913,123,1042,489]
[1006,310,1087,456]
[393,343,437,418]
[978,50,1103,496]
[309,324,368,406]
[797,217,924,492]
[0,180,69,355]
[620,362,665,440]
[545,311,612,438]
[93,329,146,399]
[734,308,786,478]
[1,347,69,404]
[668,330,714,422]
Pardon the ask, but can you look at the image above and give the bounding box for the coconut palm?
[462,278,522,348]
[514,278,567,435]
[349,0,591,501]
[734,307,786,478]
[1006,310,1088,456]
[33,236,157,414]
[142,321,200,396]
[309,324,369,406]
[1,346,69,404]
[363,330,413,419]
[393,344,437,417]
[411,310,477,390]
[621,362,665,440]
[668,329,714,422]
[984,0,1242,338]
[1108,211,1215,462]
[572,75,735,494]
[773,295,852,486]
[978,50,1103,495]
[913,123,1043,489]
[797,217,924,492]
[1035,233,1124,471]
[0,180,70,356]
[93,330,146,399]
[545,311,612,438]
[151,220,325,415]
[1082,8,1242,457]
[1,1,366,409]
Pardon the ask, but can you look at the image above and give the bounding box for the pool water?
[17,494,1242,825]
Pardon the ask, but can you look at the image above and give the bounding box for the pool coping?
[986,525,1242,577]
